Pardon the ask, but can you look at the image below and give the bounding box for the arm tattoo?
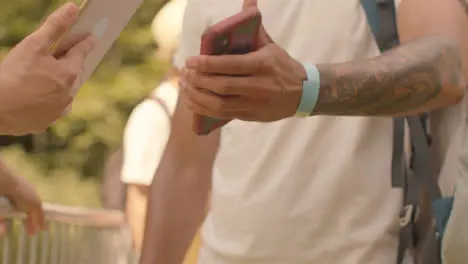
[313,35,464,116]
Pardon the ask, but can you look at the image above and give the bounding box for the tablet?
[50,0,144,92]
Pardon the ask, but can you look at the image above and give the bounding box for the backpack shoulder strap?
[361,0,406,187]
[147,94,172,121]
[361,1,442,264]
[360,0,400,52]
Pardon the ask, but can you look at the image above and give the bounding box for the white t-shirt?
[120,81,178,185]
[173,0,437,263]
[441,96,468,264]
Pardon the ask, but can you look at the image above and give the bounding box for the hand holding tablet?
[0,0,144,135]
[50,0,145,95]
[0,3,94,135]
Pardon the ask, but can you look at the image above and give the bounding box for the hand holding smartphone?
[193,7,262,135]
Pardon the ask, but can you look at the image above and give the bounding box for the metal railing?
[0,198,137,264]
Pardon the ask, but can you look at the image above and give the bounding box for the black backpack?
[360,0,454,263]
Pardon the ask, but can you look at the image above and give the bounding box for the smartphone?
[49,0,144,94]
[193,7,262,135]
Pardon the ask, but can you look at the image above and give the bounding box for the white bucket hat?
[151,0,188,62]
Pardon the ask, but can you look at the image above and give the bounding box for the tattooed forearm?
[313,35,465,116]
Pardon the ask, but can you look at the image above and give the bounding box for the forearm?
[140,96,217,264]
[140,163,211,264]
[313,35,465,116]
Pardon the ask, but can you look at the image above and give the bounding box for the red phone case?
[193,7,262,135]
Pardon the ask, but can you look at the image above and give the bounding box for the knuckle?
[55,87,73,102]
[184,99,197,112]
[178,75,188,89]
[217,78,234,94]
[81,36,96,56]
[21,34,40,49]
[271,78,285,96]
[22,55,39,72]
[59,67,79,87]
[45,12,68,34]
[198,57,208,71]
[259,55,274,72]
[188,70,200,85]
[219,85,232,94]
[271,76,282,88]
[212,98,227,113]
[65,68,79,83]
[22,32,48,52]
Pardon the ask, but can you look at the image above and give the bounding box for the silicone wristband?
[294,63,320,117]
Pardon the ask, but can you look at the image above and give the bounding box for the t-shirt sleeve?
[120,100,171,185]
[173,0,207,69]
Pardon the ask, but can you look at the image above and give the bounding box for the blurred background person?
[119,1,202,263]
[0,0,178,263]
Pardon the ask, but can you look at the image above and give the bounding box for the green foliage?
[2,144,98,208]
[32,59,170,180]
[0,0,171,205]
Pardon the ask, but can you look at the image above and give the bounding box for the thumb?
[33,3,80,50]
[242,0,273,46]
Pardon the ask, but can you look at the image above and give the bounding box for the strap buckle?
[399,204,416,228]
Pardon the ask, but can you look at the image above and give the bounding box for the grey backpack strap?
[361,0,400,51]
[361,0,404,187]
[361,0,413,262]
[361,1,442,263]
[407,116,442,264]
[407,117,441,202]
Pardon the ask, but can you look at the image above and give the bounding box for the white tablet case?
[52,0,144,95]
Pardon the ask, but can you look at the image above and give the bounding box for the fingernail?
[64,2,79,17]
[185,57,198,69]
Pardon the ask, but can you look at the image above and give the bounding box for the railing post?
[0,198,130,264]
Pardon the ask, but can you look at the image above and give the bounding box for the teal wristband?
[295,63,320,117]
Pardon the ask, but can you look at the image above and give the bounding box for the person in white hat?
[151,0,187,62]
[120,0,201,262]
